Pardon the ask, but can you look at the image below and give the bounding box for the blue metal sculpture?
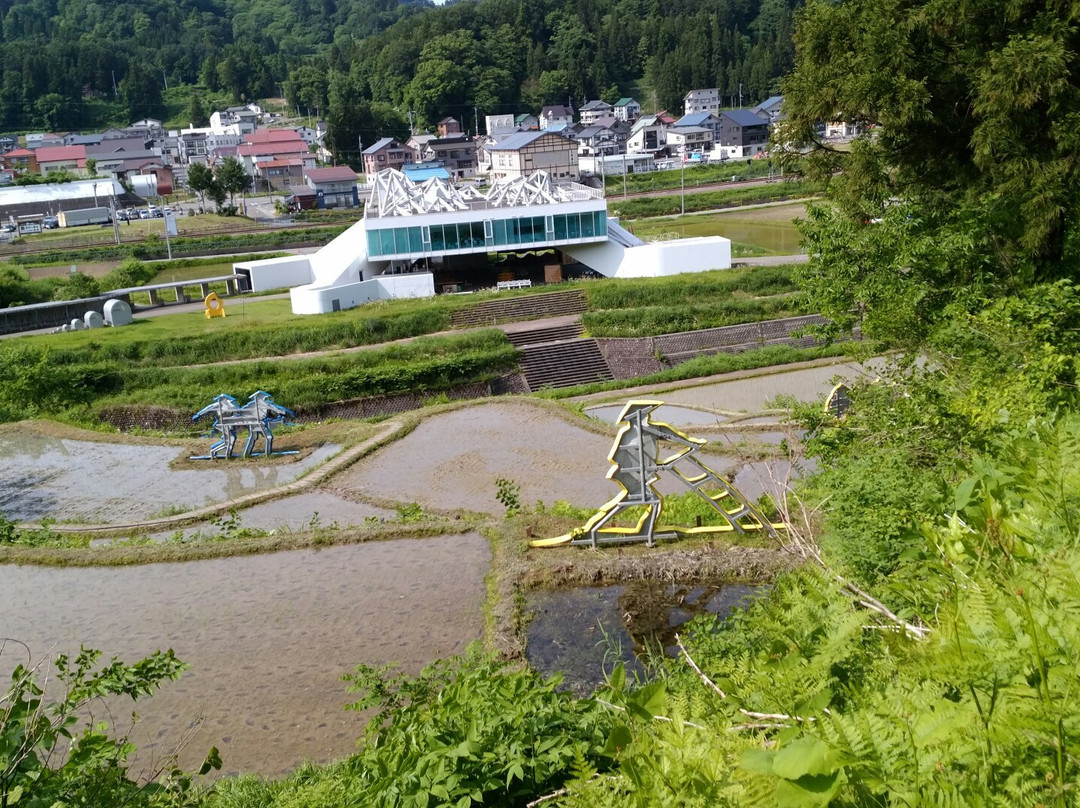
[192,391,296,460]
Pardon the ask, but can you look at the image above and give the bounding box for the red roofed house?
[254,157,309,191]
[1,148,38,174]
[302,166,359,209]
[35,145,87,176]
[236,139,313,184]
[245,129,306,144]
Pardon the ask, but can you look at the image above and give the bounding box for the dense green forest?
[0,0,797,148]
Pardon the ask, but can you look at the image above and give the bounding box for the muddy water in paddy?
[336,403,626,513]
[0,430,340,523]
[0,535,490,776]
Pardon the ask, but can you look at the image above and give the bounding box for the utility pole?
[407,110,415,134]
[681,156,685,215]
[738,82,743,108]
[622,152,627,198]
[473,106,478,137]
[111,71,118,97]
[162,70,168,91]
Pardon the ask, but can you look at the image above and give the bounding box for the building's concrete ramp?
[562,217,731,278]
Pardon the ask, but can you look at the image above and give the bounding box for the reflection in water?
[0,431,340,523]
[527,582,759,694]
[0,534,491,776]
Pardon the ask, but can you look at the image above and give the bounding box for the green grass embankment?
[582,265,806,337]
[608,180,823,219]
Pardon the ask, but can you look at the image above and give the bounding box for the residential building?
[210,106,260,136]
[487,131,579,181]
[515,113,540,130]
[406,133,438,156]
[579,100,613,125]
[627,115,666,154]
[1,148,38,173]
[580,153,656,176]
[683,88,721,116]
[0,136,17,155]
[753,96,784,124]
[302,166,360,208]
[254,157,307,192]
[362,137,415,175]
[672,112,723,144]
[25,133,65,148]
[295,126,323,147]
[179,132,209,165]
[422,135,478,179]
[664,126,714,156]
[485,114,517,136]
[239,141,314,181]
[717,109,771,157]
[437,117,463,137]
[539,106,573,130]
[825,120,863,139]
[35,145,87,176]
[612,98,641,122]
[573,125,623,158]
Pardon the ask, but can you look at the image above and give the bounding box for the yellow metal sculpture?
[531,400,785,548]
[204,292,226,319]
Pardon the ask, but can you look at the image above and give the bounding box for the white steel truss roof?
[367,168,576,217]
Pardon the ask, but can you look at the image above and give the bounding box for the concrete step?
[519,338,614,391]
[450,289,587,328]
[505,322,584,347]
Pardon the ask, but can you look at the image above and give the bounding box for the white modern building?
[235,169,731,315]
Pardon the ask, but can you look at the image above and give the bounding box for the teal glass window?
[568,213,581,238]
[380,229,396,255]
[494,219,507,245]
[596,211,607,235]
[367,232,381,256]
[554,214,568,239]
[431,224,446,251]
[408,227,423,252]
[394,228,409,253]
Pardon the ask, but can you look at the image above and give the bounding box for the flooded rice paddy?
[0,429,339,523]
[527,582,760,693]
[0,535,490,776]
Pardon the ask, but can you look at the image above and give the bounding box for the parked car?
[42,216,58,229]
[1,223,16,233]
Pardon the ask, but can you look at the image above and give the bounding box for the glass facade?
[367,211,607,258]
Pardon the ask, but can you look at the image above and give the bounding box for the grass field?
[631,201,810,255]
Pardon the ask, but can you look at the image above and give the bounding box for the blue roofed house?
[672,112,722,144]
[717,109,771,157]
[753,96,784,124]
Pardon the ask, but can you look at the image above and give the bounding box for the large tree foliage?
[782,0,1080,344]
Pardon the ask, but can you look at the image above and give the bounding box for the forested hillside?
[0,0,797,134]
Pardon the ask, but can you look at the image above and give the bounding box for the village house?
[539,105,573,130]
[612,98,641,122]
[362,138,415,175]
[717,109,771,157]
[422,135,478,179]
[579,100,613,126]
[436,117,463,137]
[683,88,721,116]
[486,130,579,181]
[299,166,360,209]
[626,115,667,154]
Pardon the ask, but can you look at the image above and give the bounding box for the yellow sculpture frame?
[531,400,786,548]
